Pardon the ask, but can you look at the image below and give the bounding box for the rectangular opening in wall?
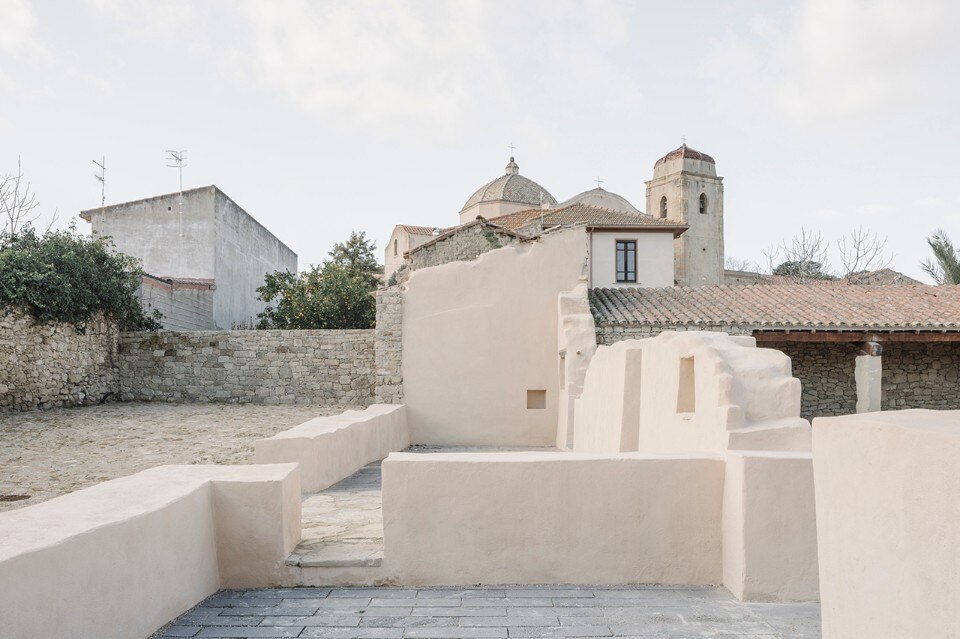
[558,350,566,390]
[527,389,547,409]
[677,356,696,414]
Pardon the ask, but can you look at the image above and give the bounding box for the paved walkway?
[153,586,821,638]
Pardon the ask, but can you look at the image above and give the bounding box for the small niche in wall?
[527,389,547,409]
[677,356,696,414]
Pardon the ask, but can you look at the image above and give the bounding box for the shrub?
[0,226,161,332]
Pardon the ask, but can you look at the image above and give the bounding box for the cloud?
[0,0,50,60]
[704,0,960,128]
[227,0,642,132]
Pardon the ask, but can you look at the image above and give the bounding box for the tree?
[0,157,56,236]
[256,232,379,329]
[921,229,960,285]
[0,225,161,332]
[765,228,834,283]
[838,226,891,283]
[772,260,835,281]
[724,256,758,272]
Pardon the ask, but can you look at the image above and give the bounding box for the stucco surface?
[589,231,674,288]
[254,404,409,492]
[382,451,724,585]
[573,340,643,452]
[0,463,301,639]
[402,229,585,446]
[813,410,960,638]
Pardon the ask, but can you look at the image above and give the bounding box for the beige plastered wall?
[254,404,409,492]
[556,283,598,449]
[572,339,643,453]
[813,410,960,638]
[402,228,586,446]
[0,463,300,639]
[382,451,724,585]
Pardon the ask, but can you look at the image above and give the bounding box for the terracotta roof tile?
[399,224,452,236]
[589,284,960,331]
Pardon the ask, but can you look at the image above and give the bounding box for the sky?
[1,0,958,281]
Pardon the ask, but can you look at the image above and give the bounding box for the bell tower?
[645,144,724,286]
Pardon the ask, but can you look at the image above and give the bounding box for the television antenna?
[166,149,188,275]
[92,156,106,209]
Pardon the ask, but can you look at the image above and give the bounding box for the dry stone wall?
[881,342,960,410]
[0,307,119,411]
[118,329,375,406]
[763,342,858,421]
[375,287,403,403]
[408,223,523,271]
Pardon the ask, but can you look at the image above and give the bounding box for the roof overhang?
[586,224,688,238]
[752,329,960,343]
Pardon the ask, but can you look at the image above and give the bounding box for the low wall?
[118,329,375,405]
[0,307,118,411]
[0,463,300,639]
[813,410,960,638]
[382,451,724,585]
[255,404,409,492]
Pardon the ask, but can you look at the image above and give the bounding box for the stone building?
[81,185,297,330]
[589,283,960,420]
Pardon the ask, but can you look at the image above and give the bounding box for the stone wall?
[764,342,858,421]
[596,324,752,345]
[375,287,403,404]
[408,222,523,271]
[881,342,960,410]
[0,307,119,411]
[118,329,375,405]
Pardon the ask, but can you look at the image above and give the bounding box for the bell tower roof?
[654,144,715,168]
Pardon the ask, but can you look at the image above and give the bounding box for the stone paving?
[152,586,821,638]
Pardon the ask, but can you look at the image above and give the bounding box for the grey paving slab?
[154,586,821,639]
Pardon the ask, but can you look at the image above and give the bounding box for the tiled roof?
[490,203,686,231]
[460,160,557,213]
[399,224,450,236]
[654,144,715,168]
[589,284,960,331]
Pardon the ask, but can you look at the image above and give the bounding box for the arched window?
[659,196,667,218]
[393,238,398,256]
[699,193,708,214]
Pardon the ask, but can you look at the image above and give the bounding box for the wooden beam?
[753,330,960,344]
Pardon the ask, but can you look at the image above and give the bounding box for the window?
[616,240,637,283]
[660,196,668,218]
[699,193,708,214]
[393,238,398,256]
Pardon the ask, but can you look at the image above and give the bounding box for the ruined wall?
[597,324,960,420]
[374,287,403,404]
[0,307,118,411]
[118,329,374,405]
[407,223,523,271]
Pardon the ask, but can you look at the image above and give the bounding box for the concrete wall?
[85,187,217,280]
[0,307,118,411]
[402,229,586,446]
[138,275,217,331]
[213,190,297,329]
[589,231,674,288]
[382,451,725,585]
[255,404,409,492]
[813,410,960,638]
[0,463,300,639]
[118,329,375,405]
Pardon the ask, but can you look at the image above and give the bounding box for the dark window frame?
[616,239,637,283]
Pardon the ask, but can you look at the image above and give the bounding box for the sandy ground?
[0,402,352,512]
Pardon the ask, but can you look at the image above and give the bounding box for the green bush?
[0,226,161,332]
[257,231,381,330]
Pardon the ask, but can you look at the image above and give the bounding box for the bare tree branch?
[773,228,832,283]
[0,157,41,236]
[724,256,759,272]
[838,226,891,282]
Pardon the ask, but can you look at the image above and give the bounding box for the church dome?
[654,144,715,168]
[559,186,642,214]
[460,157,557,213]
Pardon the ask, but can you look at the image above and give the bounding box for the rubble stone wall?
[118,329,375,406]
[0,307,119,411]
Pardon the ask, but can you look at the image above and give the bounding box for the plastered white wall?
[402,228,586,446]
[0,463,300,639]
[572,339,644,453]
[813,410,960,638]
[556,283,598,449]
[382,451,724,585]
[254,404,409,492]
[589,231,674,288]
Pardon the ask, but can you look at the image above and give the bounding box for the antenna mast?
[93,156,106,210]
[165,149,188,275]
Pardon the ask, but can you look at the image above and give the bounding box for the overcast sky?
[2,0,958,280]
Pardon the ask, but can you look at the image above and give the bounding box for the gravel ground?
[0,402,354,512]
